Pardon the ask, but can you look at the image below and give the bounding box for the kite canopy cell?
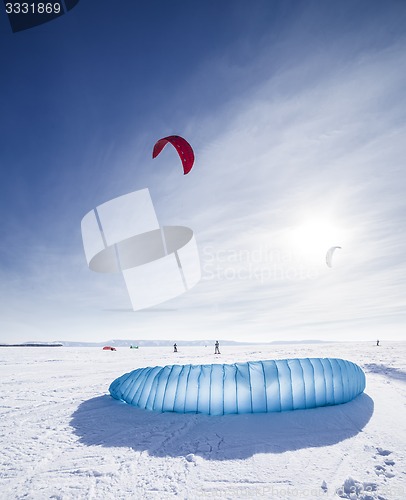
[152,135,195,174]
[109,357,366,415]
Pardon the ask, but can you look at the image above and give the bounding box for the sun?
[287,216,347,264]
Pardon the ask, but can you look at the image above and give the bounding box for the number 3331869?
[5,3,62,14]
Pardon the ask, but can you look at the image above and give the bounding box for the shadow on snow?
[70,393,374,460]
[363,363,406,382]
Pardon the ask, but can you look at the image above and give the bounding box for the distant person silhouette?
[376,340,380,346]
[174,343,178,353]
[214,341,220,354]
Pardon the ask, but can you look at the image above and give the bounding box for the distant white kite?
[81,189,201,310]
[326,246,342,268]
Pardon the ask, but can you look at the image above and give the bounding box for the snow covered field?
[1,342,405,499]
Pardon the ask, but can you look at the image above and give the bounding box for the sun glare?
[287,216,347,264]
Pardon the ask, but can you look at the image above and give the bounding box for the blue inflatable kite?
[109,358,365,415]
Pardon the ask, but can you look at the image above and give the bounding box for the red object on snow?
[103,346,116,351]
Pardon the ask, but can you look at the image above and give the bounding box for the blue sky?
[1,0,406,343]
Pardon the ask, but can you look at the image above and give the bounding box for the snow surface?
[0,342,405,499]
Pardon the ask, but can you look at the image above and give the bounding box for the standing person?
[214,341,220,354]
[376,340,380,346]
[173,343,178,353]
